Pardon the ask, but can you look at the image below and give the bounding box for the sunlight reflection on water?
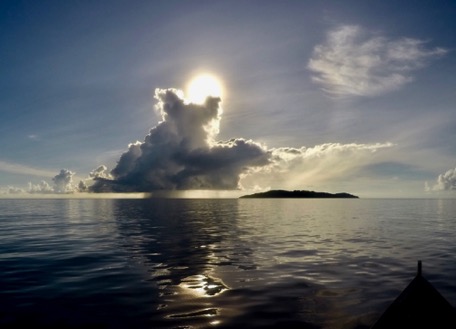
[1,198,455,328]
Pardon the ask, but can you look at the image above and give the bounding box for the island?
[239,190,359,199]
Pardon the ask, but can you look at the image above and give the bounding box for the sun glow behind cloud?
[186,74,224,104]
[85,87,394,194]
[1,1,455,199]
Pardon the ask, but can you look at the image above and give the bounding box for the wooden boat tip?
[370,260,456,329]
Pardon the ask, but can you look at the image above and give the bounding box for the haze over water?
[1,198,456,328]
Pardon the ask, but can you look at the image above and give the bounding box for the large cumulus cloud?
[90,88,394,193]
[91,89,270,192]
[1,87,395,195]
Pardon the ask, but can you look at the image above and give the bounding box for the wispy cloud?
[308,25,447,97]
[240,142,394,190]
[0,160,56,177]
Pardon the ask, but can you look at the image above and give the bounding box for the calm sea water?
[1,198,455,328]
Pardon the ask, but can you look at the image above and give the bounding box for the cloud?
[6,186,26,194]
[0,161,86,195]
[308,25,447,97]
[89,165,112,179]
[0,160,56,177]
[426,167,456,191]
[240,142,394,190]
[91,89,270,192]
[28,180,54,194]
[52,169,76,193]
[27,169,77,194]
[2,86,394,195]
[3,165,113,195]
[89,88,394,192]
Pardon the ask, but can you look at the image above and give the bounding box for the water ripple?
[1,198,456,328]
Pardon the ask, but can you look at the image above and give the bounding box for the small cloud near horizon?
[27,169,79,194]
[426,166,456,192]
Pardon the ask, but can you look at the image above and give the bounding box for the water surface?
[1,198,455,328]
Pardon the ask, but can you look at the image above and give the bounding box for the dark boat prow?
[371,261,456,328]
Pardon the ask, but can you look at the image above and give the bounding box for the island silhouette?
[240,190,359,199]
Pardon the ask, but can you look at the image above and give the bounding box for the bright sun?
[186,74,223,104]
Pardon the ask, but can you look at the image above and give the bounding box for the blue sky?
[1,0,455,197]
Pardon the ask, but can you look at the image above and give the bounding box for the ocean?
[1,198,455,328]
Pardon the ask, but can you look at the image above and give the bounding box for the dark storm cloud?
[91,89,270,192]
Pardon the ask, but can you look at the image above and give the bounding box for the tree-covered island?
[240,190,359,199]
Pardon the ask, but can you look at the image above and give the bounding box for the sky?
[1,0,456,198]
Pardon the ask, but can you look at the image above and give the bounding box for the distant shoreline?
[239,190,359,199]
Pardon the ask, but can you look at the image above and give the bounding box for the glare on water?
[1,198,455,328]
